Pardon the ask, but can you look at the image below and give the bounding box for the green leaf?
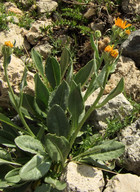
[68,84,84,126]
[45,134,70,163]
[34,73,49,110]
[0,130,16,147]
[15,135,46,155]
[31,48,44,77]
[97,78,124,108]
[45,177,66,190]
[5,168,21,183]
[47,105,70,138]
[0,180,15,188]
[81,140,125,161]
[49,80,70,111]
[0,148,21,166]
[0,113,23,133]
[45,57,61,89]
[66,62,73,85]
[19,155,51,181]
[60,48,70,79]
[34,183,51,192]
[74,59,94,87]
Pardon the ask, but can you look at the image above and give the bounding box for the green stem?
[69,69,109,149]
[4,62,35,137]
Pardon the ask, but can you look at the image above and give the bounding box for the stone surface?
[0,56,34,108]
[36,0,58,13]
[34,42,52,59]
[118,118,140,175]
[25,19,52,45]
[0,23,24,49]
[64,162,105,192]
[104,173,140,192]
[85,93,133,130]
[121,29,140,67]
[122,0,140,14]
[105,56,140,102]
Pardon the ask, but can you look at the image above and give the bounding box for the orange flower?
[125,29,131,35]
[104,45,114,53]
[110,49,119,58]
[115,17,131,30]
[4,41,13,48]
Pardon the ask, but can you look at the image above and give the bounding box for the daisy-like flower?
[4,41,13,48]
[104,45,114,53]
[115,17,131,30]
[110,49,119,58]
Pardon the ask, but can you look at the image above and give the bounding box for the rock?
[4,2,23,16]
[34,42,52,59]
[121,0,140,14]
[90,21,105,33]
[7,16,19,24]
[63,162,105,192]
[0,23,24,50]
[85,93,133,130]
[118,118,140,175]
[84,7,96,18]
[25,19,52,45]
[121,29,140,67]
[36,0,58,14]
[104,173,140,192]
[105,56,140,102]
[0,56,34,108]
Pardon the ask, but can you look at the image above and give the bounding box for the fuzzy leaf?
[45,177,66,190]
[15,135,46,155]
[47,105,70,138]
[45,57,61,89]
[74,59,94,87]
[45,134,70,163]
[5,168,21,183]
[19,155,51,181]
[31,49,44,77]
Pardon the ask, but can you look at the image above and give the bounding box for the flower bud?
[94,30,102,39]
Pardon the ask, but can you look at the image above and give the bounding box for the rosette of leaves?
[0,35,124,191]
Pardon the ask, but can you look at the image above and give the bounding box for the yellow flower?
[125,29,131,35]
[115,17,131,30]
[110,49,119,58]
[104,45,114,53]
[4,41,13,48]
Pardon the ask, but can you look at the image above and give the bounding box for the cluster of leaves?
[0,32,125,191]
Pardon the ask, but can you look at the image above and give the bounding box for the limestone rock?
[122,0,140,14]
[121,29,140,67]
[85,93,133,130]
[118,118,140,175]
[36,0,58,14]
[0,23,24,50]
[104,173,140,192]
[0,56,34,108]
[63,162,105,192]
[105,56,140,102]
[4,2,23,16]
[25,19,52,45]
[34,42,52,59]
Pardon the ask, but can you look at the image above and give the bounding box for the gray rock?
[63,162,105,192]
[105,56,140,103]
[25,19,52,45]
[85,93,133,130]
[104,173,140,192]
[34,42,52,59]
[118,118,140,175]
[121,29,140,67]
[122,0,140,14]
[36,0,58,14]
